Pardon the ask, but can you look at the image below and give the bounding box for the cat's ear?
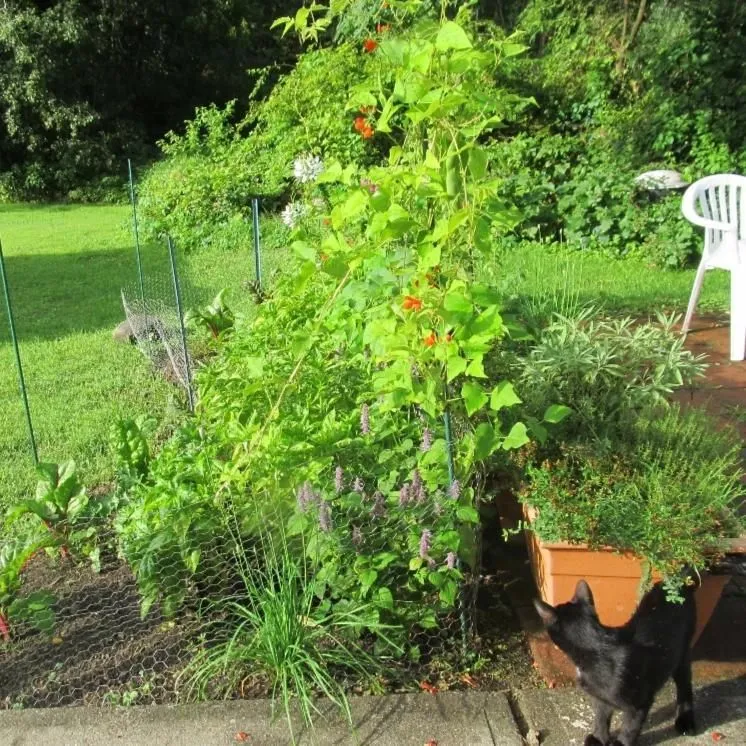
[533,598,558,627]
[572,579,595,607]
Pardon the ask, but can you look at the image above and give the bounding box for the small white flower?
[293,154,324,184]
[281,202,308,229]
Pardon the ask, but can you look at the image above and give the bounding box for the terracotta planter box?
[525,529,729,645]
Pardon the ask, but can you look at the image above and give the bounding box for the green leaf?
[435,21,473,51]
[291,241,316,262]
[465,355,486,378]
[443,289,472,315]
[376,587,394,611]
[490,381,521,411]
[417,241,441,270]
[468,147,488,180]
[474,422,497,460]
[409,557,424,571]
[461,381,488,416]
[439,579,458,607]
[358,569,378,593]
[502,422,530,450]
[456,505,480,523]
[446,355,468,382]
[543,404,573,424]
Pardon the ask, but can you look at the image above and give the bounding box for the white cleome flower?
[293,154,324,184]
[281,201,308,229]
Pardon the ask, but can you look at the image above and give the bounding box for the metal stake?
[0,239,38,463]
[128,159,145,303]
[166,236,195,412]
[252,197,262,289]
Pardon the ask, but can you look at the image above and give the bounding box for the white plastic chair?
[681,174,746,361]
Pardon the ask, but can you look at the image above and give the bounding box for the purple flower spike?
[297,481,313,512]
[335,466,344,494]
[421,428,433,452]
[412,469,426,503]
[319,501,333,533]
[353,476,365,494]
[372,491,386,519]
[399,483,411,506]
[448,480,461,500]
[352,526,363,547]
[419,529,432,559]
[360,404,370,436]
[446,551,457,570]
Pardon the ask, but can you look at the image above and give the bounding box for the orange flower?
[353,116,367,132]
[362,38,378,53]
[402,295,423,311]
[361,125,375,139]
[423,332,437,347]
[359,105,375,114]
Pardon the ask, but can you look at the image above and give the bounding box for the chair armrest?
[681,185,737,232]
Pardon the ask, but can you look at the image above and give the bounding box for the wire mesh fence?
[0,514,491,711]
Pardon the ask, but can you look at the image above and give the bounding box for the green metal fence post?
[0,239,38,464]
[166,236,195,412]
[128,159,145,303]
[252,197,262,289]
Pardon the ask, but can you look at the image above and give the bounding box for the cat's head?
[533,579,601,651]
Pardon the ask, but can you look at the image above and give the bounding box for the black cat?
[534,579,697,746]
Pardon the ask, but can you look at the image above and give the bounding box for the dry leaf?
[234,732,251,742]
[712,733,726,742]
[419,681,438,695]
[424,740,438,746]
[461,674,478,689]
[51,636,64,645]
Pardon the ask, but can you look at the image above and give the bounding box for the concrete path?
[2,679,746,746]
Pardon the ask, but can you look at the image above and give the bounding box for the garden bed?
[0,553,537,710]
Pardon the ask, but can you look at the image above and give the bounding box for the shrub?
[521,407,746,583]
[517,308,707,441]
[138,44,380,251]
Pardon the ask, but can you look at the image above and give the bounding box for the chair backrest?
[682,174,746,252]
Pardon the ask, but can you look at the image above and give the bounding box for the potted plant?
[512,309,745,639]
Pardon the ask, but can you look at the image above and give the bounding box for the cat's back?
[628,583,696,648]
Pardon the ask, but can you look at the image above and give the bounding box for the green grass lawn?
[0,204,730,514]
[0,204,283,513]
[492,241,730,318]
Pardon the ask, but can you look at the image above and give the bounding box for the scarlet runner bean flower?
[423,332,436,347]
[362,38,378,53]
[402,295,422,311]
[353,116,367,132]
[361,125,375,139]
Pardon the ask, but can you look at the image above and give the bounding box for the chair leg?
[682,263,707,335]
[730,266,746,362]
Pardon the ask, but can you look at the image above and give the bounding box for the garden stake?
[443,406,469,655]
[166,236,195,412]
[252,197,262,289]
[127,158,145,304]
[0,239,38,464]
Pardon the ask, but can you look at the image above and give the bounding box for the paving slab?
[517,678,746,746]
[0,691,523,746]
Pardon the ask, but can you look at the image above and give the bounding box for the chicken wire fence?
[0,519,482,709]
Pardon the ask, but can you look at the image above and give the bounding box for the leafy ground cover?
[0,203,286,513]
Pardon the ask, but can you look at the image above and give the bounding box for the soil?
[0,548,537,710]
[0,554,200,709]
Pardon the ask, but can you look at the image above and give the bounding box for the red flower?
[423,332,436,347]
[353,116,367,132]
[361,125,375,139]
[402,295,423,311]
[362,38,378,53]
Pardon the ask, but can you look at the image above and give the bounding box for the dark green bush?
[138,45,379,251]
